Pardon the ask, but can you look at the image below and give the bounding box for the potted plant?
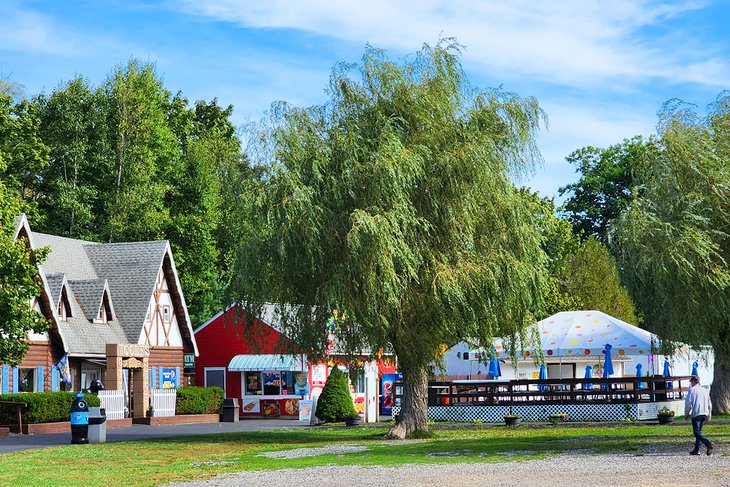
[503,414,520,426]
[657,407,675,425]
[147,405,155,418]
[345,413,363,427]
[548,413,568,425]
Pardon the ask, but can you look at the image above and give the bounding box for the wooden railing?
[394,376,691,406]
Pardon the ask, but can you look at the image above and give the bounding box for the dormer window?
[57,287,71,322]
[94,290,113,324]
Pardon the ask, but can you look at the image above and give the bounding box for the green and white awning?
[227,354,305,372]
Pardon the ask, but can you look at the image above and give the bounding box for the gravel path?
[164,444,729,487]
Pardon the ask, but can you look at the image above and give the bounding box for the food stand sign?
[161,368,177,389]
[299,400,313,421]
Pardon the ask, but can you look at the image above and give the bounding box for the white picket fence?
[98,389,125,420]
[150,388,177,417]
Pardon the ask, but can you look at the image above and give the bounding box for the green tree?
[612,95,730,413]
[0,95,49,219]
[33,77,107,239]
[556,237,637,323]
[101,60,178,242]
[166,97,240,325]
[236,41,548,438]
[314,367,357,423]
[559,136,658,242]
[0,95,50,365]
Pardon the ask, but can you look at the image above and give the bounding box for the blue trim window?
[18,368,36,393]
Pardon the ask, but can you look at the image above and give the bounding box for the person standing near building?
[685,375,713,455]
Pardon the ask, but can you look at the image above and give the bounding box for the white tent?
[494,310,658,360]
[441,310,714,382]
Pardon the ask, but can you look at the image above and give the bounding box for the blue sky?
[2,0,729,200]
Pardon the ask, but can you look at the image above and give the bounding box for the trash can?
[221,398,239,422]
[70,392,89,444]
[88,407,107,443]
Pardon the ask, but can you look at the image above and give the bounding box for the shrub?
[175,386,224,414]
[0,392,100,424]
[315,367,357,423]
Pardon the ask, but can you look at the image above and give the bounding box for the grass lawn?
[1,421,728,487]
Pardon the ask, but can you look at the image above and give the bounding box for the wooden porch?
[392,376,691,422]
[419,376,690,406]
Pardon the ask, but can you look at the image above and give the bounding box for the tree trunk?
[710,346,730,414]
[385,365,429,439]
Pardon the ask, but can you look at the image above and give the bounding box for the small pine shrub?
[315,367,357,423]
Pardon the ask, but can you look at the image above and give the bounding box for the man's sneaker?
[690,450,700,455]
[707,444,713,456]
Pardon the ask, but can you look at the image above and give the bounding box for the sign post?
[183,353,195,374]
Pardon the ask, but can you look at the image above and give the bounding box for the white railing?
[150,388,177,417]
[98,389,126,420]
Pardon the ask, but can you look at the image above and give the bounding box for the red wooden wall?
[191,306,295,399]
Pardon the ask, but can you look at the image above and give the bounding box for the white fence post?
[150,389,177,417]
[98,389,126,420]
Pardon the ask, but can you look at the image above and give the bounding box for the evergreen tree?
[315,367,357,423]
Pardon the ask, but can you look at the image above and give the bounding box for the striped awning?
[227,354,305,372]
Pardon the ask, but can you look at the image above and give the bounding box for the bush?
[315,367,357,423]
[175,386,224,414]
[0,392,100,424]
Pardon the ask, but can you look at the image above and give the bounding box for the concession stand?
[193,304,396,419]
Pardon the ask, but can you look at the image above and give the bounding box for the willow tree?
[612,94,730,413]
[239,41,547,437]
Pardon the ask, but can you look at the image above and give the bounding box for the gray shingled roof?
[44,273,66,310]
[85,241,167,343]
[69,279,107,320]
[31,232,176,355]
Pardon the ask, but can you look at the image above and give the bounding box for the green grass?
[1,422,728,487]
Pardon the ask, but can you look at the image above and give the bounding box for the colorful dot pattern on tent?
[493,310,658,358]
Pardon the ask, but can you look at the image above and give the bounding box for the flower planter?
[345,417,363,427]
[657,415,674,425]
[548,414,568,425]
[504,416,520,427]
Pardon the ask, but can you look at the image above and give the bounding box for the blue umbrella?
[488,356,502,378]
[663,360,672,390]
[583,365,593,390]
[691,361,699,378]
[636,363,645,389]
[601,344,614,390]
[538,363,547,391]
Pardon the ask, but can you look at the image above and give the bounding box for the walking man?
[685,375,713,455]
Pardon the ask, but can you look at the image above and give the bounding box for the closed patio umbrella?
[583,365,593,390]
[636,363,645,389]
[488,356,502,378]
[601,344,614,390]
[691,361,699,378]
[663,360,672,390]
[538,363,547,391]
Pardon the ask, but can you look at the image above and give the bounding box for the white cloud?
[0,3,79,55]
[177,0,730,89]
[527,100,658,199]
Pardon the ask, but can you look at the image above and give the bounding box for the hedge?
[175,386,224,414]
[0,392,100,424]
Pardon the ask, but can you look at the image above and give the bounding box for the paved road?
[0,419,309,454]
